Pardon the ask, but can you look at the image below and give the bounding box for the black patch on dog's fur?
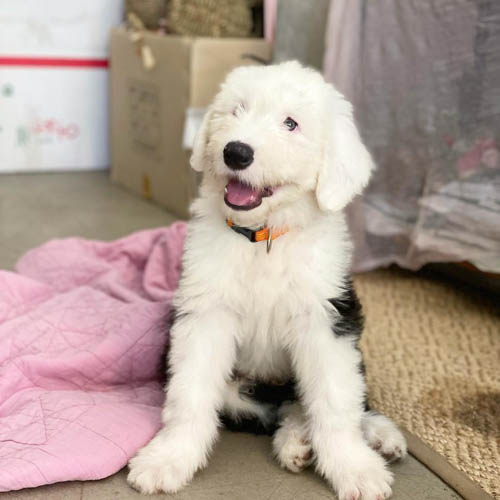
[329,279,370,411]
[248,380,297,406]
[220,413,277,435]
[220,380,296,435]
[328,279,364,341]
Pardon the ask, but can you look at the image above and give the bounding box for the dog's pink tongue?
[225,179,261,207]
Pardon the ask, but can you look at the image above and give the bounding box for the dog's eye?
[284,117,298,131]
[232,103,245,117]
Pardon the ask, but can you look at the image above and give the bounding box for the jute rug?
[356,269,499,500]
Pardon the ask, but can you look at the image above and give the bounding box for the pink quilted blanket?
[0,223,187,491]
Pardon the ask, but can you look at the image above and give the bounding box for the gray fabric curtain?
[323,0,500,272]
[272,0,329,70]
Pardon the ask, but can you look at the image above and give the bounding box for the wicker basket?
[167,0,252,37]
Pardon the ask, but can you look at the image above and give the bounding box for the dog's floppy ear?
[315,89,374,212]
[189,107,214,172]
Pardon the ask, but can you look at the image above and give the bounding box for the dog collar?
[226,218,288,253]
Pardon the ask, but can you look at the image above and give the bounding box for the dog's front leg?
[127,309,237,494]
[291,312,393,500]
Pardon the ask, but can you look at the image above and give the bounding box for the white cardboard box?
[0,0,123,172]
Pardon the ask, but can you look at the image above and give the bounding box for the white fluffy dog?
[127,61,407,500]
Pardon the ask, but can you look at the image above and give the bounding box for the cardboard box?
[110,27,271,218]
[0,0,124,172]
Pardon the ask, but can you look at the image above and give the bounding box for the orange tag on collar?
[226,218,288,244]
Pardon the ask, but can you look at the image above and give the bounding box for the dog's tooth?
[224,187,228,193]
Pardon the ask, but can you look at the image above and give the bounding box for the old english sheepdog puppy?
[128,61,407,499]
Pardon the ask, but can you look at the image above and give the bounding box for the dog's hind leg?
[220,378,278,434]
[361,411,407,463]
[222,379,277,427]
[272,402,314,473]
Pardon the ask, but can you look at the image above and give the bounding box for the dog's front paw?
[329,446,394,500]
[127,434,197,495]
[127,452,189,494]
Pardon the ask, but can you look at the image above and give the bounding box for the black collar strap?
[226,218,262,242]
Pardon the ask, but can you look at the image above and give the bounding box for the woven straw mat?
[355,269,499,498]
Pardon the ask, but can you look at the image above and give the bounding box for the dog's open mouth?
[224,178,274,211]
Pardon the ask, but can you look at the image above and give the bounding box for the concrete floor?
[0,172,463,499]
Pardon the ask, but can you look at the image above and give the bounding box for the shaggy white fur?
[127,61,407,500]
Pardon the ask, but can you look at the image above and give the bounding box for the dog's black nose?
[223,141,254,170]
